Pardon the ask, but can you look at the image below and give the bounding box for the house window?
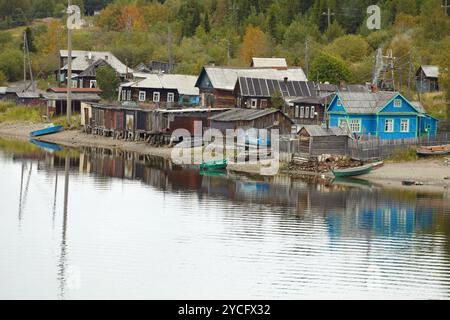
[261,99,267,108]
[71,80,78,88]
[400,119,409,132]
[250,99,258,109]
[394,99,402,108]
[139,91,146,102]
[126,90,131,101]
[167,92,175,103]
[121,90,127,101]
[89,80,97,88]
[294,106,299,118]
[385,119,394,132]
[300,107,305,118]
[338,118,347,128]
[153,92,160,102]
[305,106,310,119]
[349,119,361,133]
[337,100,342,107]
[310,106,315,118]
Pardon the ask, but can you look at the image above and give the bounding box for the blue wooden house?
[327,92,438,140]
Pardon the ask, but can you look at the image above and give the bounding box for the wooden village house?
[119,74,200,108]
[58,50,133,88]
[416,65,440,93]
[195,63,307,108]
[327,91,438,140]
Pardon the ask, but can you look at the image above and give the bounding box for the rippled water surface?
[1,139,450,299]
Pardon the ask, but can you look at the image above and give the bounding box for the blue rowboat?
[29,139,63,153]
[30,124,64,137]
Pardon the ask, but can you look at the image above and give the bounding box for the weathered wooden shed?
[297,125,350,157]
[209,109,294,135]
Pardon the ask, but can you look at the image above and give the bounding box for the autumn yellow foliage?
[240,26,271,65]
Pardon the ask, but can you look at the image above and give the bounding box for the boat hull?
[30,125,64,137]
[332,164,373,178]
[199,160,228,171]
[417,145,450,156]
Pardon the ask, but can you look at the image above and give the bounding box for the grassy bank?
[386,147,418,162]
[0,101,80,129]
[0,102,41,123]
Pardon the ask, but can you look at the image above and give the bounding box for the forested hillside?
[0,0,449,116]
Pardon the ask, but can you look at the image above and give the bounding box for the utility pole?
[167,24,173,73]
[305,38,309,78]
[229,1,239,33]
[67,0,72,124]
[24,32,35,92]
[23,32,26,91]
[443,0,450,14]
[322,8,335,29]
[407,52,412,97]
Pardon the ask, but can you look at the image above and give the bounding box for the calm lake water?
[1,139,450,300]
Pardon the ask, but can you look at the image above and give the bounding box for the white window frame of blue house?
[385,119,394,132]
[400,119,409,132]
[167,92,175,103]
[337,99,342,107]
[394,99,402,108]
[349,119,361,133]
[139,91,146,102]
[338,118,347,128]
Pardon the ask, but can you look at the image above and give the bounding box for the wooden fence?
[279,133,450,161]
[347,133,450,161]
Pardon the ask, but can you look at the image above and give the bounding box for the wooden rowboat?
[416,144,450,156]
[199,159,228,171]
[30,124,64,137]
[332,164,373,178]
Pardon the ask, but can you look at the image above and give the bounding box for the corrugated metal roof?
[251,57,288,68]
[420,65,439,78]
[337,91,397,114]
[76,59,109,78]
[209,108,285,122]
[60,50,132,74]
[199,67,307,91]
[44,92,101,101]
[238,77,316,98]
[121,74,199,96]
[410,101,426,114]
[287,94,335,105]
[299,125,349,137]
[48,87,102,93]
[16,91,42,98]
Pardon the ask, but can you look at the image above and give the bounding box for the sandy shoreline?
[1,122,449,192]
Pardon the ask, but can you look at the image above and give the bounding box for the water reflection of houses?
[325,189,435,238]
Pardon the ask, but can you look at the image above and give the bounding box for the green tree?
[310,53,351,84]
[326,34,370,62]
[271,89,284,110]
[420,0,449,40]
[0,48,23,81]
[203,12,210,33]
[96,65,121,101]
